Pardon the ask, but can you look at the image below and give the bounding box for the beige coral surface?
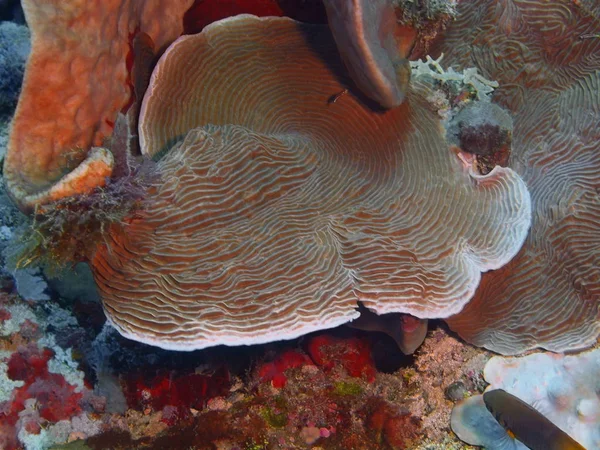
[91,16,530,350]
[441,0,600,354]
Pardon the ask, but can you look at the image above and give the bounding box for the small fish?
[327,88,349,105]
[483,389,587,450]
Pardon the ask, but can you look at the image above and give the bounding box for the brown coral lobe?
[91,15,530,351]
[437,0,600,354]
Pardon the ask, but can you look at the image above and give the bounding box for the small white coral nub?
[410,54,499,100]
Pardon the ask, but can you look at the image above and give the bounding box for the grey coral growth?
[11,267,50,301]
[0,21,30,116]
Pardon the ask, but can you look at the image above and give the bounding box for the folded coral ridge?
[91,16,531,350]
[440,0,600,355]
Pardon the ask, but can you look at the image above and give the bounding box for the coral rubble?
[452,348,600,449]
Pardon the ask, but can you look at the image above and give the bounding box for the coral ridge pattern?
[92,16,530,350]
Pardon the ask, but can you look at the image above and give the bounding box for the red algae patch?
[74,331,425,448]
[366,399,422,449]
[307,334,377,382]
[0,313,493,449]
[122,366,231,422]
[1,345,84,445]
[0,293,105,449]
[258,349,314,388]
[0,307,11,321]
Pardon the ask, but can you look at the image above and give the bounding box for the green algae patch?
[49,442,92,450]
[333,381,363,396]
[260,405,288,428]
[245,437,269,450]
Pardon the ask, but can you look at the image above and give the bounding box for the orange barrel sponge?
[3,0,194,212]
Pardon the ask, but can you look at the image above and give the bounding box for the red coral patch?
[258,349,313,388]
[307,335,376,382]
[1,344,83,447]
[0,307,11,322]
[123,366,230,418]
[7,345,54,384]
[367,401,422,449]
